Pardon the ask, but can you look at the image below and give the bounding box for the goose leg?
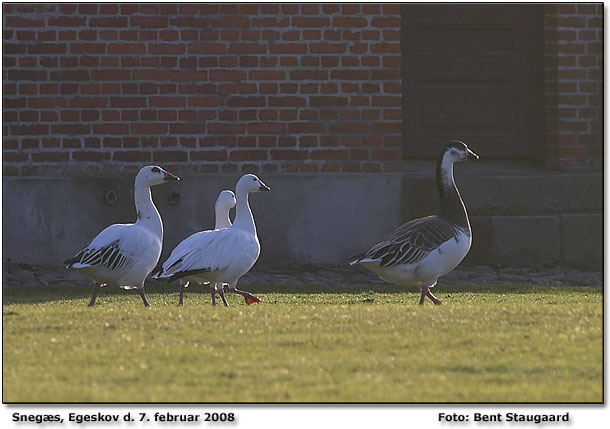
[88,282,101,307]
[210,283,217,306]
[418,286,427,305]
[178,280,189,306]
[426,288,442,305]
[218,284,229,307]
[138,288,151,308]
[228,282,260,305]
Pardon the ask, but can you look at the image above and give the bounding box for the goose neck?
[436,156,469,229]
[134,180,163,238]
[215,205,232,229]
[233,189,256,235]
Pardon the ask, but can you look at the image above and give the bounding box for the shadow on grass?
[2,280,597,306]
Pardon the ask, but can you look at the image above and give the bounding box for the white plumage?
[155,174,269,306]
[350,141,478,305]
[177,189,236,305]
[63,165,180,307]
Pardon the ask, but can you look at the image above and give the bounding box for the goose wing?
[353,216,461,267]
[155,228,243,282]
[63,224,144,272]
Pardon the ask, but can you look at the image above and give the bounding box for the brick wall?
[543,3,603,168]
[2,3,402,176]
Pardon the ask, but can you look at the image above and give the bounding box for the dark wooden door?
[401,4,544,158]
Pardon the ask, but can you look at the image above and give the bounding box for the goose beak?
[163,170,180,181]
[467,148,479,160]
[245,296,261,305]
[258,180,270,191]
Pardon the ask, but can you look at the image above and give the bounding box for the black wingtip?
[164,268,212,284]
[62,256,79,267]
[348,252,365,265]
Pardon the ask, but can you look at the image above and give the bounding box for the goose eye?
[151,167,160,173]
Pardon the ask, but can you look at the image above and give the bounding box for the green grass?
[2,282,603,403]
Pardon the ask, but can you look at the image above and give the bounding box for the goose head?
[216,190,236,212]
[441,141,479,164]
[135,165,180,187]
[236,174,271,194]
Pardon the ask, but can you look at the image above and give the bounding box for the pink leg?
[138,288,151,308]
[228,283,260,305]
[88,282,101,307]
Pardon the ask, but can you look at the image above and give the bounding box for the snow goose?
[154,174,269,306]
[349,141,479,305]
[177,190,236,306]
[63,166,180,307]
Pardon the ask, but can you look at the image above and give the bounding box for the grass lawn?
[2,282,602,403]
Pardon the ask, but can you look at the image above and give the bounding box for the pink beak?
[163,170,180,181]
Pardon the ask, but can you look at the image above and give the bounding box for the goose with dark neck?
[350,141,478,305]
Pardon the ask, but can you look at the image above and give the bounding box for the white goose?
[154,174,269,306]
[63,166,180,307]
[177,190,236,306]
[350,141,479,305]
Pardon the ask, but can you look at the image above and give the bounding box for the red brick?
[6,17,45,27]
[190,150,228,161]
[310,43,346,54]
[11,124,48,135]
[292,17,330,27]
[228,43,266,55]
[288,122,325,134]
[290,70,328,80]
[269,43,307,54]
[170,123,206,134]
[92,124,129,135]
[371,42,401,54]
[269,149,306,161]
[230,150,267,161]
[372,96,401,107]
[70,43,105,54]
[333,17,367,27]
[247,123,286,134]
[80,110,99,121]
[209,70,246,81]
[51,124,91,135]
[132,123,169,135]
[331,69,369,80]
[111,151,150,162]
[149,43,186,55]
[382,4,401,14]
[207,123,246,134]
[30,97,70,109]
[249,70,285,80]
[48,16,86,27]
[150,97,186,107]
[227,96,265,107]
[90,17,128,27]
[331,122,369,134]
[32,152,69,162]
[131,17,168,28]
[189,97,224,107]
[211,17,249,28]
[310,96,348,107]
[108,42,146,54]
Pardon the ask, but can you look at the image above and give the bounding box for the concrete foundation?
[2,166,603,270]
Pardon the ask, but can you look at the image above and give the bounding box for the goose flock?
[64,141,478,307]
